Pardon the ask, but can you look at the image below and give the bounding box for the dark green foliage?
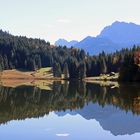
[53,61,62,77]
[79,61,86,79]
[100,57,107,74]
[63,63,69,79]
[67,57,79,79]
[119,52,140,82]
[0,55,4,71]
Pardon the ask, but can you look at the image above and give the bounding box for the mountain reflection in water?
[0,81,140,137]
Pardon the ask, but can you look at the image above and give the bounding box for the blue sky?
[0,0,140,43]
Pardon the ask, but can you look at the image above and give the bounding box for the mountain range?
[55,21,140,54]
[55,39,78,48]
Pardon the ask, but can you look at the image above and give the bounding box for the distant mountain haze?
[98,21,140,45]
[55,21,140,55]
[55,39,78,48]
[75,36,119,54]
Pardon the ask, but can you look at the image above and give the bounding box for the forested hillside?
[0,30,140,80]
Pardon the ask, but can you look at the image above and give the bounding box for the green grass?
[35,67,52,75]
[36,67,52,73]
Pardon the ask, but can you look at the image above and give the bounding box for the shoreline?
[0,69,120,88]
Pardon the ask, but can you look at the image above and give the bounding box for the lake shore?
[0,69,120,88]
[84,73,119,81]
[83,73,119,88]
[0,69,119,80]
[0,68,63,80]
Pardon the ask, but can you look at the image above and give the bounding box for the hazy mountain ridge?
[55,39,78,48]
[98,21,140,44]
[75,36,120,54]
[55,21,140,54]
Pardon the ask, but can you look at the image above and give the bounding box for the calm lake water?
[0,81,140,140]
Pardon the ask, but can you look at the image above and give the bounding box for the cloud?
[56,133,70,137]
[57,19,72,23]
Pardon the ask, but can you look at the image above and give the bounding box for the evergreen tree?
[53,61,62,77]
[101,58,107,74]
[0,55,4,71]
[79,61,86,79]
[63,63,69,79]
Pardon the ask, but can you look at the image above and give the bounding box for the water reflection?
[0,81,140,137]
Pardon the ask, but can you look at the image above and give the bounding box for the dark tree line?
[0,30,140,80]
[119,46,140,81]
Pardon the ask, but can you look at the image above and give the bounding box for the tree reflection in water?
[0,81,140,125]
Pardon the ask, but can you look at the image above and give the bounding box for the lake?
[0,81,140,140]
